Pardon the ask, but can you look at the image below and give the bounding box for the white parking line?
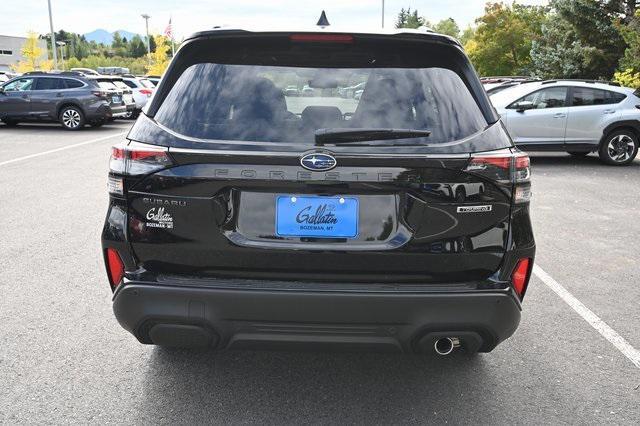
[533,264,640,369]
[0,132,127,167]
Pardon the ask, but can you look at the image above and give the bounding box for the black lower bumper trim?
[113,283,522,353]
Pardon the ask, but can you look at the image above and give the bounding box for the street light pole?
[47,0,58,68]
[141,14,151,63]
[382,0,385,28]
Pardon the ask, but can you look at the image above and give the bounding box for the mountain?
[83,29,141,45]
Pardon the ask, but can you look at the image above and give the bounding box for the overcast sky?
[3,0,549,39]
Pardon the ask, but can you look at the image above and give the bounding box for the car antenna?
[317,10,330,27]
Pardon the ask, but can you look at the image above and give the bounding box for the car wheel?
[59,106,85,130]
[567,151,589,157]
[598,130,639,165]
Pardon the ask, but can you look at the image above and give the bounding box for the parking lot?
[0,122,638,424]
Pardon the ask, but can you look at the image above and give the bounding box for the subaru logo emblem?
[300,153,337,171]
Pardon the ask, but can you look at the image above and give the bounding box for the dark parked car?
[0,71,126,129]
[102,28,535,355]
[89,76,136,118]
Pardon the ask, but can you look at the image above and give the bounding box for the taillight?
[92,90,108,99]
[139,88,153,96]
[290,33,354,43]
[108,143,173,194]
[105,248,124,289]
[512,258,532,299]
[466,150,531,204]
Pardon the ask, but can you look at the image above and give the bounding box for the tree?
[147,34,170,75]
[431,18,460,38]
[112,31,124,49]
[395,8,425,29]
[460,26,476,45]
[530,16,591,79]
[617,9,640,71]
[149,35,157,53]
[11,31,53,72]
[128,35,147,58]
[465,2,548,76]
[536,0,631,79]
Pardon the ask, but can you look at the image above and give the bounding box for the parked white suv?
[490,80,640,165]
[121,76,155,118]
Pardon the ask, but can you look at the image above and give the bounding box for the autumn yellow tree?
[11,31,54,73]
[146,34,171,76]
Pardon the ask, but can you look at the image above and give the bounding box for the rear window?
[571,87,626,106]
[154,38,489,146]
[112,81,130,90]
[97,81,117,90]
[63,79,84,89]
[139,78,155,88]
[35,77,64,90]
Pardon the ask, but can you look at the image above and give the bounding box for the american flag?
[164,18,173,39]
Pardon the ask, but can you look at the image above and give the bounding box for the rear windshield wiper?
[314,128,431,146]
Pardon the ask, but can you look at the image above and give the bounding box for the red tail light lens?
[109,143,172,177]
[106,248,124,289]
[290,34,354,43]
[467,151,531,204]
[139,88,153,96]
[512,258,532,298]
[92,90,108,99]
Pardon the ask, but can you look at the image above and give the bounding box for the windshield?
[155,63,487,145]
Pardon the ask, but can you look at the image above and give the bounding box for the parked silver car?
[121,76,155,117]
[490,80,640,165]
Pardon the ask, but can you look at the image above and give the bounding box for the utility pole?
[47,0,58,68]
[382,0,385,28]
[141,14,151,63]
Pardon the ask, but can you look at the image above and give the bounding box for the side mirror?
[0,86,5,95]
[515,100,534,113]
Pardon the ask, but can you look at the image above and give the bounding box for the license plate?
[276,195,358,238]
[112,96,121,103]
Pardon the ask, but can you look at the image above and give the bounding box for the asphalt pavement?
[0,122,638,424]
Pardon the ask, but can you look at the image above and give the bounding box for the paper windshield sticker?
[145,207,174,229]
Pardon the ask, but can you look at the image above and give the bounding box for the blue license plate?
[276,195,358,238]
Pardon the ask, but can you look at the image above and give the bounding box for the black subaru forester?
[102,28,535,355]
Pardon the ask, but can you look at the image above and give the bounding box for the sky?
[2,0,549,39]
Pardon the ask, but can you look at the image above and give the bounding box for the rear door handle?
[603,109,616,114]
[21,94,29,100]
[56,92,64,97]
[553,113,566,118]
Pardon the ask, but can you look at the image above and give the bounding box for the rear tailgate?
[125,137,512,283]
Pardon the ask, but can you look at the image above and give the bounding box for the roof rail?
[541,79,621,87]
[21,70,86,77]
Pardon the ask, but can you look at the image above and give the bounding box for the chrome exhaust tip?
[434,337,461,356]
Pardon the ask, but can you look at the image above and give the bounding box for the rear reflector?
[290,34,354,43]
[106,248,125,289]
[107,175,124,195]
[512,258,532,298]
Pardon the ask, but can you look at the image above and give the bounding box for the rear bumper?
[112,281,522,353]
